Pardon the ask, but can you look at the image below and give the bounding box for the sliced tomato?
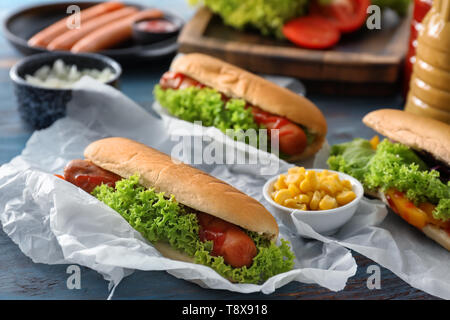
[310,0,370,33]
[283,15,341,50]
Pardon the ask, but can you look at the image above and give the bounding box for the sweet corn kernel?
[286,173,303,185]
[274,189,291,204]
[336,190,357,206]
[284,199,299,208]
[288,183,301,196]
[297,194,310,204]
[319,170,331,178]
[306,170,318,184]
[309,191,322,210]
[319,195,338,210]
[324,178,343,194]
[295,167,306,176]
[300,179,313,193]
[288,167,299,174]
[341,179,352,190]
[319,179,333,194]
[274,177,287,190]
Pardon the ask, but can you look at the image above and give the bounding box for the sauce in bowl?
[135,19,178,33]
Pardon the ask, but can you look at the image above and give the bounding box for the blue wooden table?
[0,0,438,300]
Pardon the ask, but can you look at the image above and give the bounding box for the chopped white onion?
[25,59,116,89]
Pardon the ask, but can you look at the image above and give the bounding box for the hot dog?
[70,9,164,53]
[154,54,328,161]
[159,71,308,156]
[28,1,125,48]
[58,137,294,283]
[47,6,139,51]
[327,109,450,251]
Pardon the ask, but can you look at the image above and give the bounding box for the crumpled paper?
[0,77,358,299]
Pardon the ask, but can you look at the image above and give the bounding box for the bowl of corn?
[263,167,364,235]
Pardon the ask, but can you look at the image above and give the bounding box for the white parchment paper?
[0,77,358,299]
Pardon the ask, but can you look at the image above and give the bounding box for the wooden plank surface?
[0,0,440,300]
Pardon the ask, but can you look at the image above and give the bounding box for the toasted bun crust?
[171,53,327,158]
[422,225,450,251]
[363,109,450,165]
[84,137,278,240]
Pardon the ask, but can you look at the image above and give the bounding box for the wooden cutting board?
[178,7,411,96]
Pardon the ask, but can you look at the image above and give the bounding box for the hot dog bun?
[170,53,327,161]
[363,109,450,165]
[363,109,450,251]
[422,225,450,251]
[84,137,279,241]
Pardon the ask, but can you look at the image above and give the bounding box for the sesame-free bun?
[84,137,279,240]
[171,53,327,160]
[363,109,450,165]
[368,111,450,252]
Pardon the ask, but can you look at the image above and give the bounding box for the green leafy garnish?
[327,139,450,221]
[189,0,309,38]
[93,175,294,283]
[154,85,259,133]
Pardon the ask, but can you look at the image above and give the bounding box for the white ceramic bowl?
[263,169,364,235]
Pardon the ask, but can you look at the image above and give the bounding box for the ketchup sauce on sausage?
[63,159,121,193]
[250,107,308,155]
[197,212,257,268]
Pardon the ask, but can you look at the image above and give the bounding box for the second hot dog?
[154,54,328,161]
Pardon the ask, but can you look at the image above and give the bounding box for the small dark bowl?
[10,52,122,130]
[132,13,183,45]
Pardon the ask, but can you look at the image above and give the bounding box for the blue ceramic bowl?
[10,52,122,129]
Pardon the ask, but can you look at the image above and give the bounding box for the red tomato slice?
[283,16,341,50]
[310,0,370,33]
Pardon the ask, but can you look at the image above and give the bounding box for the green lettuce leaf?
[93,175,294,283]
[154,85,259,133]
[327,138,376,182]
[189,0,309,38]
[327,139,450,221]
